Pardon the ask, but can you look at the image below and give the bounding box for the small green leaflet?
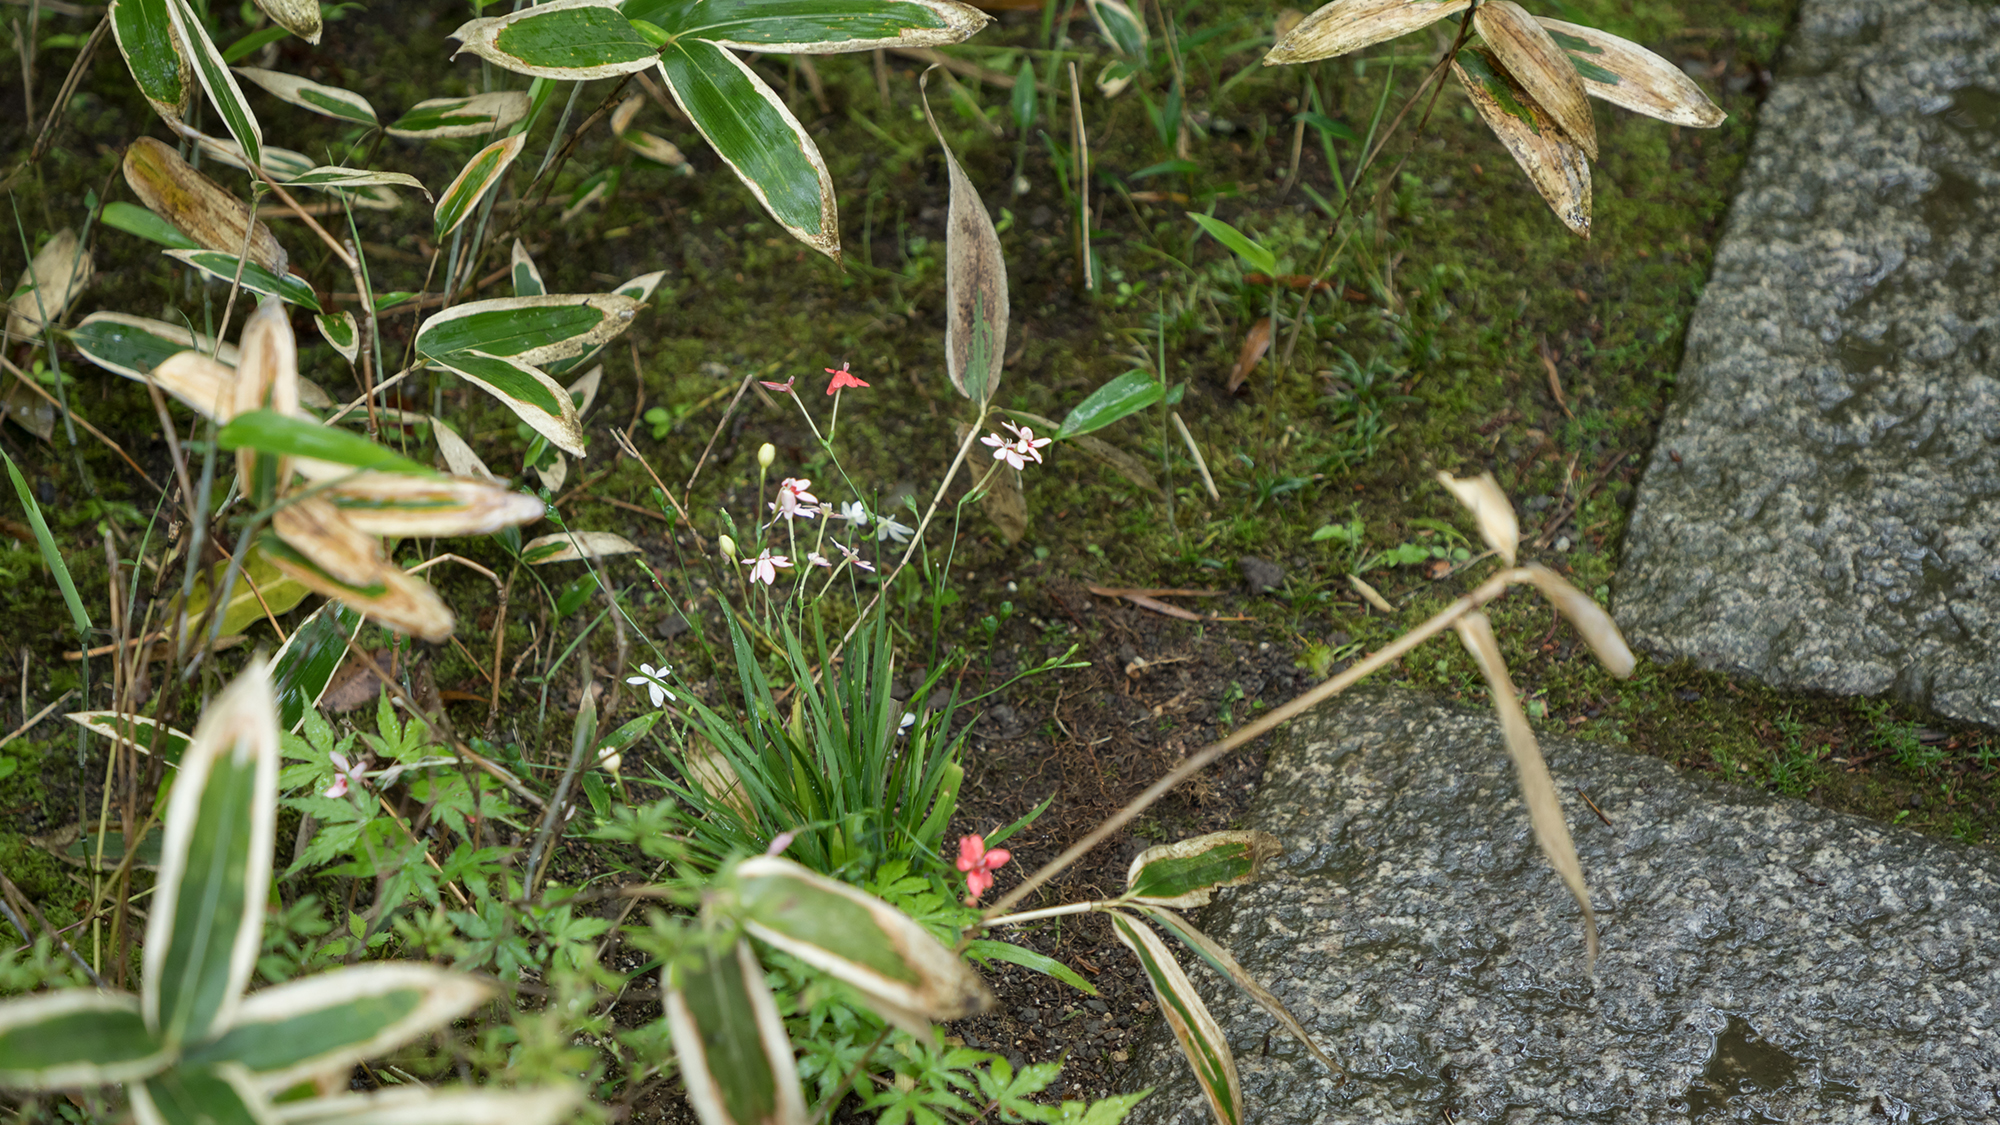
[452,0,659,81]
[100,201,201,250]
[1058,370,1161,439]
[216,410,437,476]
[164,249,320,311]
[435,133,527,240]
[1186,212,1275,276]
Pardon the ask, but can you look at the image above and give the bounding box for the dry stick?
[0,870,103,987]
[0,690,71,752]
[983,567,1530,918]
[1170,412,1219,500]
[342,640,545,809]
[25,11,108,166]
[0,355,163,492]
[487,567,514,734]
[1068,61,1091,291]
[680,370,759,502]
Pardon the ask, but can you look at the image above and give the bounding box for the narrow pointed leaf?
[624,129,689,167]
[1536,17,1726,128]
[250,0,320,44]
[1086,0,1147,60]
[664,939,809,1125]
[386,92,532,139]
[429,416,499,482]
[233,67,375,124]
[1265,0,1469,65]
[1057,370,1162,439]
[1452,610,1597,964]
[422,351,588,458]
[184,964,490,1089]
[435,133,527,241]
[1452,47,1592,238]
[165,249,320,310]
[192,135,314,181]
[1473,1,1595,159]
[144,659,280,1048]
[164,0,264,167]
[3,451,88,636]
[7,229,92,339]
[271,599,365,732]
[135,1064,271,1125]
[1125,830,1281,909]
[101,200,204,250]
[124,137,287,273]
[922,84,1006,405]
[281,167,429,197]
[1521,563,1636,678]
[521,530,640,565]
[415,294,642,368]
[217,409,436,476]
[452,0,658,80]
[265,502,455,643]
[964,939,1098,997]
[71,313,240,402]
[112,0,193,122]
[316,312,359,364]
[1435,470,1518,566]
[324,473,546,537]
[655,43,838,259]
[1132,905,1341,1078]
[1186,213,1275,276]
[614,268,668,302]
[510,239,544,297]
[271,1087,582,1125]
[69,711,196,762]
[1107,911,1240,1125]
[568,364,605,417]
[0,992,169,1088]
[626,0,989,54]
[730,855,994,1033]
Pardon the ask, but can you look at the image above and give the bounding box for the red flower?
[824,362,870,394]
[956,834,1011,905]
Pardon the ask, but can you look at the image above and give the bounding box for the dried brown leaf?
[1521,563,1636,678]
[1535,17,1726,128]
[1226,317,1272,393]
[922,77,1008,405]
[1266,0,1470,65]
[6,229,93,339]
[1451,46,1592,238]
[1474,1,1597,159]
[122,137,287,274]
[1435,470,1518,566]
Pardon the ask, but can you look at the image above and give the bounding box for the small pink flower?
[806,551,832,568]
[769,477,820,521]
[323,750,368,799]
[825,362,870,394]
[744,549,792,586]
[759,376,797,394]
[835,543,875,572]
[1005,422,1052,465]
[981,430,1029,471]
[956,834,1011,905]
[766,830,798,856]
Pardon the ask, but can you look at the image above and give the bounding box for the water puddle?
[1685,1015,1801,1122]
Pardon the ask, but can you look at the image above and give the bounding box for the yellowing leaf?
[1473,0,1596,159]
[921,79,1007,405]
[435,133,527,241]
[1265,0,1470,65]
[1435,470,1518,566]
[122,137,288,274]
[1536,17,1727,128]
[1452,47,1592,238]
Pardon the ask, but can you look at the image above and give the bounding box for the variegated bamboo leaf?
[1521,563,1636,678]
[176,542,315,639]
[568,364,604,417]
[1535,17,1726,128]
[270,600,365,732]
[510,239,544,297]
[0,992,169,1089]
[123,137,288,273]
[422,351,588,458]
[1086,0,1147,60]
[184,964,490,1089]
[1265,0,1470,65]
[133,1063,271,1125]
[5,229,93,338]
[1473,1,1596,159]
[921,80,1006,405]
[1131,904,1341,1078]
[520,531,639,565]
[71,313,239,394]
[324,473,545,538]
[111,0,193,123]
[614,269,669,302]
[250,0,321,44]
[266,502,455,642]
[1107,911,1240,1125]
[386,91,532,139]
[193,135,314,182]
[626,0,988,54]
[434,132,527,241]
[281,167,429,199]
[429,416,499,483]
[623,129,689,168]
[230,300,302,492]
[415,294,641,368]
[165,249,320,311]
[1452,610,1598,964]
[164,0,264,167]
[232,68,375,124]
[144,659,280,1049]
[270,1086,582,1125]
[316,312,359,364]
[730,856,994,1035]
[1452,47,1592,238]
[655,42,838,259]
[68,711,195,762]
[664,939,809,1125]
[1435,470,1518,566]
[451,0,659,81]
[1125,830,1282,909]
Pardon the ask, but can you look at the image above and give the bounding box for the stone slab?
[1123,688,2000,1124]
[1612,0,2000,727]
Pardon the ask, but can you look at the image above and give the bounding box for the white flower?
[324,750,368,799]
[806,551,831,569]
[1007,422,1053,464]
[876,514,914,544]
[597,748,623,774]
[745,549,792,585]
[897,712,917,737]
[981,429,1029,471]
[626,662,676,709]
[981,422,1053,471]
[769,477,820,521]
[836,501,869,526]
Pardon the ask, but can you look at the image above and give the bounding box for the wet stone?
[1238,556,1285,593]
[1122,688,2000,1124]
[1614,0,2000,727]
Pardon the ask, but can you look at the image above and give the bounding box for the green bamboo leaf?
[70,312,239,393]
[1086,0,1147,61]
[510,239,545,297]
[655,41,838,259]
[1130,904,1340,1078]
[281,167,429,199]
[101,200,202,250]
[1185,212,1275,277]
[217,410,435,476]
[232,67,377,125]
[185,964,491,1090]
[625,0,988,54]
[434,133,527,241]
[135,1063,271,1125]
[664,939,809,1125]
[145,660,281,1049]
[415,294,642,368]
[1107,911,1240,1125]
[316,311,359,364]
[3,450,91,638]
[386,92,532,139]
[729,855,992,1036]
[1125,830,1281,909]
[164,0,263,168]
[452,0,659,80]
[1057,370,1162,439]
[0,992,169,1088]
[110,0,192,123]
[271,600,365,732]
[164,249,320,311]
[221,25,291,64]
[422,351,587,458]
[964,939,1098,997]
[68,711,195,764]
[520,531,641,565]
[249,0,320,44]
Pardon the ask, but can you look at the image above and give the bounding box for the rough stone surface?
[1613,0,2000,727]
[1123,688,2000,1123]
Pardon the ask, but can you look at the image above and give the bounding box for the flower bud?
[716,533,737,560]
[758,442,776,470]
